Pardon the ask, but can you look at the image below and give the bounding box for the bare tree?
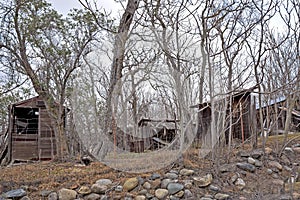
[263,0,300,153]
[0,0,98,159]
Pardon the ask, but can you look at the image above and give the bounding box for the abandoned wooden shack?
[194,88,257,144]
[0,96,59,164]
[138,118,178,150]
[257,96,300,135]
[111,118,178,153]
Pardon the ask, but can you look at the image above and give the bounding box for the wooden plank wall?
[12,134,38,161]
[39,108,56,159]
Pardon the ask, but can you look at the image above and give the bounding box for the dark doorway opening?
[14,107,39,135]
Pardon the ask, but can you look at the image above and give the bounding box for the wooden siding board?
[38,108,56,160]
[12,141,38,160]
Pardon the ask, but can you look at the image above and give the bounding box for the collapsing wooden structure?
[194,88,257,144]
[257,96,300,135]
[111,118,178,153]
[0,96,58,165]
[138,118,178,151]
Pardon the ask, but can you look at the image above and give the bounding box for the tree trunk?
[97,0,139,158]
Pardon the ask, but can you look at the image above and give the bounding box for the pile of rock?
[1,145,300,200]
[0,167,231,200]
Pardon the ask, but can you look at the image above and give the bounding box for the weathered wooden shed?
[4,96,57,163]
[110,118,179,153]
[257,96,300,134]
[195,88,257,144]
[138,118,178,150]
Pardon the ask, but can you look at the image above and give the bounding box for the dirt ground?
[0,134,300,199]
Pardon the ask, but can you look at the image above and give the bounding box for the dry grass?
[259,132,300,145]
[104,150,180,173]
[0,161,117,198]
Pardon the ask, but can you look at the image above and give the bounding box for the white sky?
[46,0,122,17]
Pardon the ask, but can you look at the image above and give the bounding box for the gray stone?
[251,149,264,159]
[203,194,214,199]
[161,179,172,189]
[150,173,161,180]
[115,185,123,192]
[255,160,263,167]
[200,198,213,200]
[284,147,293,152]
[169,196,180,200]
[138,177,145,185]
[100,195,108,200]
[48,192,58,200]
[179,169,195,176]
[96,179,112,186]
[20,196,30,200]
[279,194,293,200]
[247,157,256,164]
[193,174,213,187]
[3,189,27,199]
[142,182,151,190]
[134,195,146,200]
[155,189,168,199]
[145,193,154,199]
[219,164,234,173]
[235,178,246,190]
[184,189,193,198]
[236,162,256,172]
[165,172,178,179]
[209,185,220,192]
[267,168,273,174]
[58,188,77,200]
[138,189,147,195]
[292,143,300,148]
[284,166,292,171]
[268,161,283,171]
[215,193,230,200]
[167,183,184,195]
[84,193,101,200]
[169,170,178,174]
[78,186,91,195]
[91,184,107,194]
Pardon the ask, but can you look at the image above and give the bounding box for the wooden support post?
[240,103,244,145]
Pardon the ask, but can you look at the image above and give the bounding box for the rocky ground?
[0,134,300,200]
